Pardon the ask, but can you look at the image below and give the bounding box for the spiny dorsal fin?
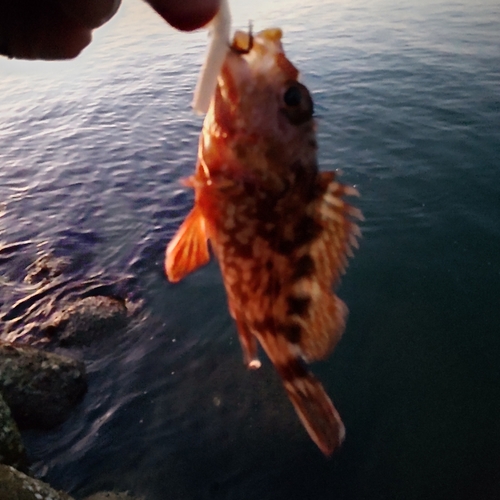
[269,172,362,362]
[315,171,363,285]
[165,206,210,283]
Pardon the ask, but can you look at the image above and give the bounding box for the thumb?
[146,0,220,31]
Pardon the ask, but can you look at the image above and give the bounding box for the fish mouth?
[212,27,305,138]
[230,24,254,54]
[222,27,292,91]
[229,27,284,55]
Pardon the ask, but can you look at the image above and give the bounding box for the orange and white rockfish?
[165,28,362,456]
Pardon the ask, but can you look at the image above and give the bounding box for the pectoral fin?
[165,206,210,282]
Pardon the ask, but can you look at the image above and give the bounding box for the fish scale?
[165,28,362,456]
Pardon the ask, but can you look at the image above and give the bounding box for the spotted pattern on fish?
[165,28,362,456]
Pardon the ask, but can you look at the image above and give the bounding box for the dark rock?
[24,254,70,285]
[0,392,28,471]
[0,464,74,500]
[0,342,87,429]
[84,492,144,500]
[45,296,128,346]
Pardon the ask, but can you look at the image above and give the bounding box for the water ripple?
[1,0,500,498]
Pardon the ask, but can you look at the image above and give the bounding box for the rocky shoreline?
[0,464,142,500]
[0,251,143,499]
[0,343,87,430]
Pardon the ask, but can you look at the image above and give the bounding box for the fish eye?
[281,82,314,125]
[284,85,302,106]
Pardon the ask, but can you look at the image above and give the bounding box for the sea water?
[0,0,499,498]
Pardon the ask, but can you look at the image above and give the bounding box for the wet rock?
[0,392,28,471]
[0,342,87,429]
[24,254,70,285]
[84,492,144,500]
[45,296,128,346]
[0,464,74,500]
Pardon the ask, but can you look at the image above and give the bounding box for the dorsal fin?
[165,206,210,283]
[264,171,362,362]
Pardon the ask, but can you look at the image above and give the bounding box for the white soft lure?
[192,0,232,114]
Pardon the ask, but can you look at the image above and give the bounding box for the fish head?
[203,28,317,183]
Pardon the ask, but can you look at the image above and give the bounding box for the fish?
[165,28,362,456]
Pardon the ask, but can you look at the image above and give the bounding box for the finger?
[146,0,220,31]
[57,0,121,29]
[0,0,91,60]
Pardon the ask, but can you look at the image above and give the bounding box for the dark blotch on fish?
[264,276,281,297]
[291,254,315,281]
[281,323,302,343]
[276,357,309,381]
[286,295,311,317]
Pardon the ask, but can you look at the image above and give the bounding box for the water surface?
[1,0,499,499]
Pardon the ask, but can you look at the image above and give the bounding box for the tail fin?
[279,360,345,456]
[255,333,345,455]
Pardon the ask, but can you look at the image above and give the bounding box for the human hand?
[0,0,220,60]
